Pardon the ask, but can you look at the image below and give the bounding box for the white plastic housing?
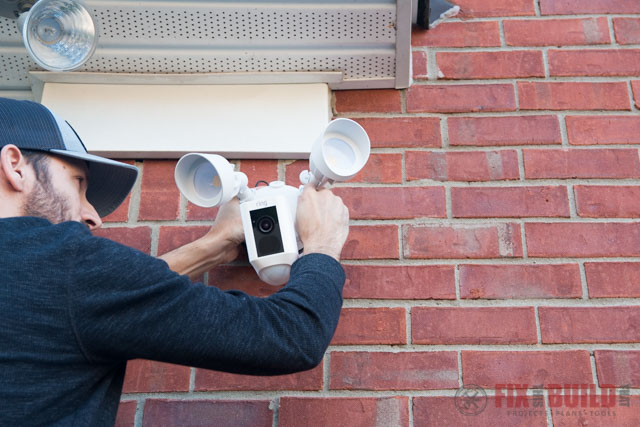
[305,118,370,187]
[175,153,249,207]
[240,184,301,286]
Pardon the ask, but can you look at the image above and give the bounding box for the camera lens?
[257,216,275,234]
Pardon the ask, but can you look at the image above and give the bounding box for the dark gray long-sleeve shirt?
[0,217,345,426]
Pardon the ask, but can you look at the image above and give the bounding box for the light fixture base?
[19,0,98,72]
[0,0,33,19]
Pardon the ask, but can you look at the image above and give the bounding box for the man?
[0,97,350,426]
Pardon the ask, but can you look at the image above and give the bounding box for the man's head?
[0,98,138,228]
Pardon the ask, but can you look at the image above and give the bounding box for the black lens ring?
[257,216,275,234]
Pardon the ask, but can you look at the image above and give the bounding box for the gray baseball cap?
[0,97,138,217]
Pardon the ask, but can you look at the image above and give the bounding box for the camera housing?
[240,182,301,285]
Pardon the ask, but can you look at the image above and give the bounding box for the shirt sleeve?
[65,226,345,376]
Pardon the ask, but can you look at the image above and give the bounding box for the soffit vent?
[0,0,412,92]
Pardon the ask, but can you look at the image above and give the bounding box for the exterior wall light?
[1,0,97,71]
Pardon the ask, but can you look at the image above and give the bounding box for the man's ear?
[0,145,29,192]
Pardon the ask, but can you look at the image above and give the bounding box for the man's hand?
[210,199,244,244]
[296,185,349,261]
[205,198,245,264]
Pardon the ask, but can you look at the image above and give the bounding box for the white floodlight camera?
[175,118,371,286]
[1,0,98,72]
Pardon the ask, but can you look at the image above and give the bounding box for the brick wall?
[104,1,640,425]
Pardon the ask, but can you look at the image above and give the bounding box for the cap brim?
[50,149,138,218]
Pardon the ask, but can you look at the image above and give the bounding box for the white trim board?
[40,82,332,159]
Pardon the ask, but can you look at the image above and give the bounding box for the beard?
[23,172,73,225]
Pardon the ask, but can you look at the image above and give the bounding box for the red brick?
[451,186,570,218]
[284,159,306,186]
[586,262,640,298]
[350,153,403,184]
[139,160,180,221]
[333,186,446,220]
[284,160,309,187]
[505,18,610,46]
[142,399,272,427]
[595,350,640,387]
[540,307,640,344]
[549,49,640,77]
[93,227,152,254]
[354,117,441,148]
[633,81,640,109]
[614,18,640,44]
[455,0,535,18]
[460,264,583,299]
[462,351,593,388]
[552,396,640,427]
[342,225,399,260]
[412,50,428,80]
[566,116,640,145]
[448,116,561,146]
[114,401,137,427]
[209,265,281,297]
[157,226,209,256]
[334,89,402,113]
[412,21,501,47]
[406,150,520,182]
[285,155,402,185]
[279,397,409,427]
[576,186,640,218]
[540,0,640,15]
[403,223,523,259]
[437,51,544,79]
[194,363,322,391]
[332,308,406,345]
[330,351,459,390]
[343,265,456,300]
[406,84,515,113]
[526,223,640,257]
[239,159,279,186]
[414,397,547,427]
[523,148,640,179]
[518,82,630,111]
[186,203,219,221]
[412,307,537,345]
[122,360,190,393]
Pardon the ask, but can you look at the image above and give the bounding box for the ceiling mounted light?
[1,0,97,71]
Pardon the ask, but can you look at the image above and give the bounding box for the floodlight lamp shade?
[308,118,370,185]
[175,153,248,208]
[20,0,97,72]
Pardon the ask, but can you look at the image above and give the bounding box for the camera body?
[240,181,303,286]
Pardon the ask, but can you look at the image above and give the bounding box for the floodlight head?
[175,153,250,208]
[17,0,97,71]
[303,118,370,187]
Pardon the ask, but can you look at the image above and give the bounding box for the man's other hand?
[296,185,349,261]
